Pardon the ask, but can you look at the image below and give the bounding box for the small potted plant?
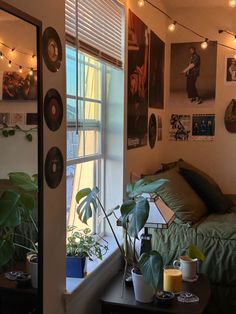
[75,178,168,302]
[66,225,108,278]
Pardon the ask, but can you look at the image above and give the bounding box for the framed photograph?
[192,114,215,141]
[10,113,25,125]
[225,57,236,84]
[0,113,10,125]
[0,70,37,101]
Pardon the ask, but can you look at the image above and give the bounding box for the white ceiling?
[163,0,230,8]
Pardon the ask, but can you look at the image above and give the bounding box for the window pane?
[66,161,96,230]
[84,130,100,156]
[66,46,77,96]
[84,61,101,100]
[67,129,83,160]
[85,101,101,121]
[67,98,76,122]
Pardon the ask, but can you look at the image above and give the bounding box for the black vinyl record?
[44,88,63,131]
[43,27,62,72]
[149,113,157,149]
[45,147,64,189]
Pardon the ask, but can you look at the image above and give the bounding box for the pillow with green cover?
[148,168,208,224]
[178,160,233,214]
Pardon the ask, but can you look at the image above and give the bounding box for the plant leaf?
[19,193,35,214]
[0,236,14,267]
[188,244,205,261]
[138,250,163,290]
[76,187,99,224]
[8,172,38,192]
[0,190,20,227]
[26,133,33,142]
[128,179,169,198]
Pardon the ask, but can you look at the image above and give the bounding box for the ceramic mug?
[173,255,198,281]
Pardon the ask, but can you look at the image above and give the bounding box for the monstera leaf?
[120,197,149,239]
[76,187,99,224]
[127,178,168,199]
[0,190,21,227]
[138,250,163,290]
[8,172,38,192]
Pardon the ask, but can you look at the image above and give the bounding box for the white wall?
[124,0,168,185]
[5,1,66,314]
[163,6,236,194]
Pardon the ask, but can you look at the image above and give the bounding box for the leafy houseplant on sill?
[0,172,38,288]
[75,178,168,303]
[66,225,108,278]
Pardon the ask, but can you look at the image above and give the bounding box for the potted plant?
[0,172,38,287]
[66,225,108,278]
[75,178,168,302]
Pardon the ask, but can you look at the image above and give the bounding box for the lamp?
[140,193,175,255]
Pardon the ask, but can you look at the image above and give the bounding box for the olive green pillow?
[148,168,208,224]
[178,160,233,214]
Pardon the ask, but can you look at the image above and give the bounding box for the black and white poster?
[169,114,191,141]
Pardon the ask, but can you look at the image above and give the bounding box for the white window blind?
[65,0,123,68]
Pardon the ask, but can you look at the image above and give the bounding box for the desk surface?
[100,272,211,314]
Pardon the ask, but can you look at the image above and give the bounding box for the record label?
[45,147,64,189]
[44,88,63,131]
[149,113,157,149]
[43,27,62,72]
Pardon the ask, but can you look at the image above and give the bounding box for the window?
[66,46,108,233]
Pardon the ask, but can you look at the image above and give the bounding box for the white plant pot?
[131,269,154,303]
[27,253,38,288]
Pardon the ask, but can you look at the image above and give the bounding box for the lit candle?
[163,267,182,293]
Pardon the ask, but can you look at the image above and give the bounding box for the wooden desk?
[0,261,37,314]
[100,272,210,314]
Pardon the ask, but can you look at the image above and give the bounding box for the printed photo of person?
[192,114,215,141]
[226,57,236,83]
[127,10,149,149]
[149,30,165,109]
[170,42,217,108]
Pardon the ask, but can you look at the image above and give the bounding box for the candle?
[163,267,182,293]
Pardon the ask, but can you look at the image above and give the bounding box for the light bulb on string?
[138,0,145,7]
[201,39,208,49]
[10,48,15,55]
[19,66,23,73]
[8,60,12,68]
[29,68,34,76]
[0,52,3,60]
[31,54,35,61]
[233,36,236,43]
[229,0,236,8]
[168,21,176,32]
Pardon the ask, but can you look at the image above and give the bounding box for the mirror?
[0,2,42,313]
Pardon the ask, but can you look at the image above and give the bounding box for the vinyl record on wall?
[149,113,157,149]
[225,99,236,133]
[45,147,64,189]
[43,27,62,72]
[44,88,63,131]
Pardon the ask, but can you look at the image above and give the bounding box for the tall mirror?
[0,2,42,313]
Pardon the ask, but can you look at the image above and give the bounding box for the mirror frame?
[0,1,43,313]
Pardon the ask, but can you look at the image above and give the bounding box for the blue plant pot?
[66,256,86,278]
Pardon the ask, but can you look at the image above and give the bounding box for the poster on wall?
[127,10,149,149]
[169,114,191,141]
[149,31,165,109]
[192,114,215,141]
[170,42,217,108]
[225,57,236,84]
[0,71,37,101]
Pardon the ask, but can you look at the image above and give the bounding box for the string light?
[138,0,145,7]
[8,60,12,68]
[168,21,176,32]
[29,68,34,76]
[31,54,35,61]
[10,48,15,55]
[0,52,3,60]
[201,39,208,49]
[229,0,236,8]
[19,65,23,73]
[234,54,236,60]
[234,36,236,43]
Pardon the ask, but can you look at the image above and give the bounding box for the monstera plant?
[75,178,168,301]
[0,172,38,268]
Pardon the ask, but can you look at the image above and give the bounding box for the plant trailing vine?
[0,123,37,142]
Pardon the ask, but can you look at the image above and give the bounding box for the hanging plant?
[0,123,37,142]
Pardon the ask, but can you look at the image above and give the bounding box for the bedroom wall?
[163,6,236,194]
[124,0,168,185]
